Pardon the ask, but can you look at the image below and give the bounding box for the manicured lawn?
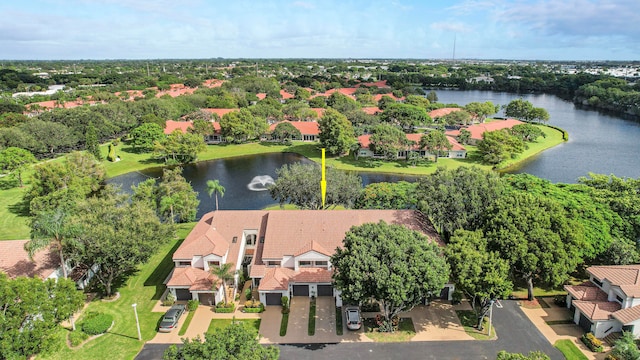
[207,319,261,334]
[308,298,316,336]
[455,310,495,340]
[554,339,588,360]
[335,306,343,336]
[39,223,194,360]
[178,310,196,336]
[498,124,565,171]
[0,185,30,240]
[363,317,416,342]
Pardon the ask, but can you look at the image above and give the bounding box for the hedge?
[581,333,604,352]
[214,302,236,313]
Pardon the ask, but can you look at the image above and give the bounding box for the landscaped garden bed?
[363,317,415,342]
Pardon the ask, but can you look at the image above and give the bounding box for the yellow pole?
[321,148,326,209]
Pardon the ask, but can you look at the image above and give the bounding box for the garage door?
[198,293,214,306]
[265,293,282,305]
[175,289,191,300]
[317,285,333,296]
[579,313,593,332]
[293,285,309,296]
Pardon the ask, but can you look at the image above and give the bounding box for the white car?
[346,307,361,330]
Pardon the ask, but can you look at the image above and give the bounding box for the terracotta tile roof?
[613,305,640,324]
[429,108,462,118]
[261,210,441,260]
[202,79,225,88]
[572,300,621,321]
[256,93,267,100]
[164,120,193,134]
[358,80,389,88]
[372,93,404,102]
[268,120,320,135]
[294,240,331,257]
[250,264,266,278]
[0,239,59,279]
[201,108,238,117]
[358,133,465,152]
[361,107,381,115]
[259,267,295,291]
[565,283,609,302]
[165,267,218,291]
[588,265,640,297]
[310,108,325,117]
[292,268,333,283]
[280,90,294,100]
[462,119,523,140]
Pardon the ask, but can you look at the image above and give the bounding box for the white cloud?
[431,22,472,33]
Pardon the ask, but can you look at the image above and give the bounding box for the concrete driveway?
[405,302,474,341]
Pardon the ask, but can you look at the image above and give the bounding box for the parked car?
[158,304,186,332]
[346,307,361,330]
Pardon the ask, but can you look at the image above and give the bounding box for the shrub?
[163,292,176,306]
[68,330,89,347]
[243,302,265,313]
[81,312,113,336]
[215,302,236,313]
[281,296,289,310]
[234,293,240,301]
[451,291,463,305]
[581,333,604,352]
[553,295,567,307]
[245,288,252,301]
[187,299,199,311]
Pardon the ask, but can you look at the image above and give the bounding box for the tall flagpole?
[321,148,326,209]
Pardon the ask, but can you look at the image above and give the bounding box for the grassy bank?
[39,223,194,360]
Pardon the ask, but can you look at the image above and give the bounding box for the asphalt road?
[136,301,565,360]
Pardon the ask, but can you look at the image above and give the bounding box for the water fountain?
[247,175,275,191]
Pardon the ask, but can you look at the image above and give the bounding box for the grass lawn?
[498,124,565,171]
[0,184,30,240]
[178,310,196,336]
[207,319,261,334]
[363,318,416,342]
[335,307,343,336]
[280,313,289,336]
[38,223,194,360]
[455,310,496,340]
[308,298,316,336]
[554,339,588,360]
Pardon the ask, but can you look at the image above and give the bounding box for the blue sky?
[1,0,638,60]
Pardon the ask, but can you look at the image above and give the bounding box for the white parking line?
[495,300,503,308]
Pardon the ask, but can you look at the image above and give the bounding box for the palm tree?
[211,262,235,304]
[206,179,225,211]
[24,209,78,279]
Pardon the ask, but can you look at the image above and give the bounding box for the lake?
[110,90,640,213]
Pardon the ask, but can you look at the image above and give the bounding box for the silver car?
[158,304,186,332]
[345,307,361,330]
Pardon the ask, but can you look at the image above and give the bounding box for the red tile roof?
[201,108,238,117]
[165,119,221,134]
[259,267,295,291]
[565,282,609,302]
[361,107,381,115]
[372,93,404,102]
[310,108,325,117]
[613,306,640,324]
[429,108,462,118]
[294,240,331,257]
[0,240,59,279]
[256,93,267,100]
[292,268,333,283]
[588,265,640,297]
[358,80,389,88]
[269,121,320,136]
[165,267,218,291]
[280,90,294,100]
[461,119,524,140]
[572,300,621,321]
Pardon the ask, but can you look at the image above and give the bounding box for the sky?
[1,0,638,61]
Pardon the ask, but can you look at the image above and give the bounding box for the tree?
[446,230,512,329]
[404,94,431,109]
[154,130,206,164]
[504,99,534,120]
[206,179,225,211]
[163,322,279,360]
[157,167,200,223]
[269,162,362,209]
[219,108,268,142]
[419,130,451,162]
[72,190,174,297]
[440,110,471,126]
[332,221,449,326]
[464,101,498,123]
[496,351,550,360]
[129,123,165,152]
[25,209,78,279]
[0,274,84,360]
[416,166,504,240]
[355,181,417,209]
[484,192,581,301]
[381,103,431,132]
[211,262,235,304]
[477,130,525,165]
[0,147,36,187]
[426,90,438,102]
[377,95,396,110]
[610,331,640,360]
[458,128,472,145]
[189,119,216,137]
[599,238,640,265]
[271,121,301,142]
[510,123,546,142]
[529,107,550,123]
[318,108,356,156]
[294,87,311,100]
[368,124,408,160]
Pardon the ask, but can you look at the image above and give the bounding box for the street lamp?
[132,303,141,341]
[487,299,495,339]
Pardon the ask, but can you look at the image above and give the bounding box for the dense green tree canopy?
[318,108,356,156]
[269,162,361,209]
[271,121,301,142]
[477,130,525,164]
[0,146,36,187]
[419,130,451,162]
[355,181,417,210]
[381,103,431,131]
[219,108,268,142]
[163,322,279,360]
[129,123,166,152]
[368,123,408,160]
[464,101,498,123]
[154,130,206,164]
[332,221,449,323]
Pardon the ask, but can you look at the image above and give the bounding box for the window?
[232,236,238,243]
[616,295,624,304]
[593,278,603,287]
[208,261,220,268]
[246,234,257,246]
[315,261,328,267]
[266,261,280,267]
[299,261,312,267]
[260,236,265,243]
[178,261,191,267]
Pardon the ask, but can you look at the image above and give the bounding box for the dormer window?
[177,261,191,267]
[616,295,624,304]
[592,278,603,287]
[266,261,280,267]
